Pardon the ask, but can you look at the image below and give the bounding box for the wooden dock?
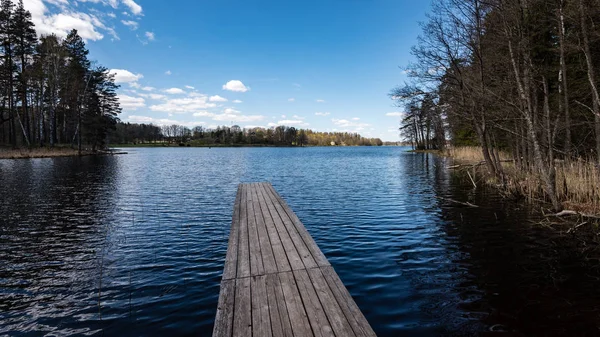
[213,182,376,337]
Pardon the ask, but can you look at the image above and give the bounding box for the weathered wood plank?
[251,275,272,337]
[222,186,242,280]
[233,277,251,337]
[257,183,305,271]
[256,183,291,273]
[308,267,356,337]
[215,183,376,337]
[320,266,377,337]
[265,273,294,337]
[293,269,335,337]
[212,279,235,337]
[279,271,314,337]
[247,184,265,276]
[266,183,330,267]
[251,184,278,275]
[237,184,251,278]
[263,183,318,270]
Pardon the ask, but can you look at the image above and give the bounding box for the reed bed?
[447,146,600,214]
[0,147,84,159]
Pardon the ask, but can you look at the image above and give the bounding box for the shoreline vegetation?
[391,0,600,216]
[436,146,600,217]
[0,146,126,159]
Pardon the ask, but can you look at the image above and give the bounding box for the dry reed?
[448,146,600,214]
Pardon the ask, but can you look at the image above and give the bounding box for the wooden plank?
[278,271,314,337]
[246,184,265,276]
[257,183,305,271]
[250,184,278,275]
[236,184,251,278]
[212,279,235,337]
[265,183,330,267]
[320,266,377,337]
[265,273,294,337]
[233,277,251,337]
[262,183,318,270]
[293,269,335,337]
[214,183,376,337]
[307,267,356,337]
[251,275,272,337]
[256,183,292,273]
[222,186,242,280]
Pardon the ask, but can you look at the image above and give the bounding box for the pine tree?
[62,29,91,151]
[0,0,15,146]
[13,0,37,145]
[83,66,121,150]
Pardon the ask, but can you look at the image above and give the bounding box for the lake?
[1,147,599,336]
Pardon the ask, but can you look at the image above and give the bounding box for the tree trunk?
[578,0,600,164]
[558,1,571,155]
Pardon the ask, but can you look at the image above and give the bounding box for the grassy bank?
[447,147,600,214]
[0,146,124,159]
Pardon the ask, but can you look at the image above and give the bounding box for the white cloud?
[224,108,240,114]
[331,118,370,131]
[233,100,243,104]
[165,70,172,75]
[164,88,185,94]
[107,12,116,18]
[222,80,249,92]
[121,19,138,30]
[185,85,195,90]
[209,95,228,102]
[316,99,325,103]
[109,69,143,83]
[292,115,305,120]
[145,31,155,41]
[141,86,155,91]
[127,115,205,127]
[118,94,145,110]
[213,113,264,122]
[268,119,309,127]
[139,93,167,100]
[193,111,215,117]
[288,98,295,102]
[122,0,142,15]
[21,0,128,41]
[352,117,360,120]
[315,112,330,116]
[386,112,404,117]
[149,95,216,113]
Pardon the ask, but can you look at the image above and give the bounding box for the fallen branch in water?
[552,210,600,219]
[435,196,479,208]
[567,222,589,234]
[467,170,477,188]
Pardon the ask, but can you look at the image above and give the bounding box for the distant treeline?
[0,1,121,151]
[110,122,383,146]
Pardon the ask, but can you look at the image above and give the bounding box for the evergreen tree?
[13,0,37,144]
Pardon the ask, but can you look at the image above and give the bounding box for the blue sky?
[25,0,429,141]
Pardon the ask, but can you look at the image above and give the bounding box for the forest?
[392,0,600,211]
[110,122,384,147]
[0,0,120,152]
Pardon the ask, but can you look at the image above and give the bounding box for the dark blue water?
[2,147,600,336]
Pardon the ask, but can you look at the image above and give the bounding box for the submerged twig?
[435,196,479,208]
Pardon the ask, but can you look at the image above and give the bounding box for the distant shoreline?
[109,143,394,148]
